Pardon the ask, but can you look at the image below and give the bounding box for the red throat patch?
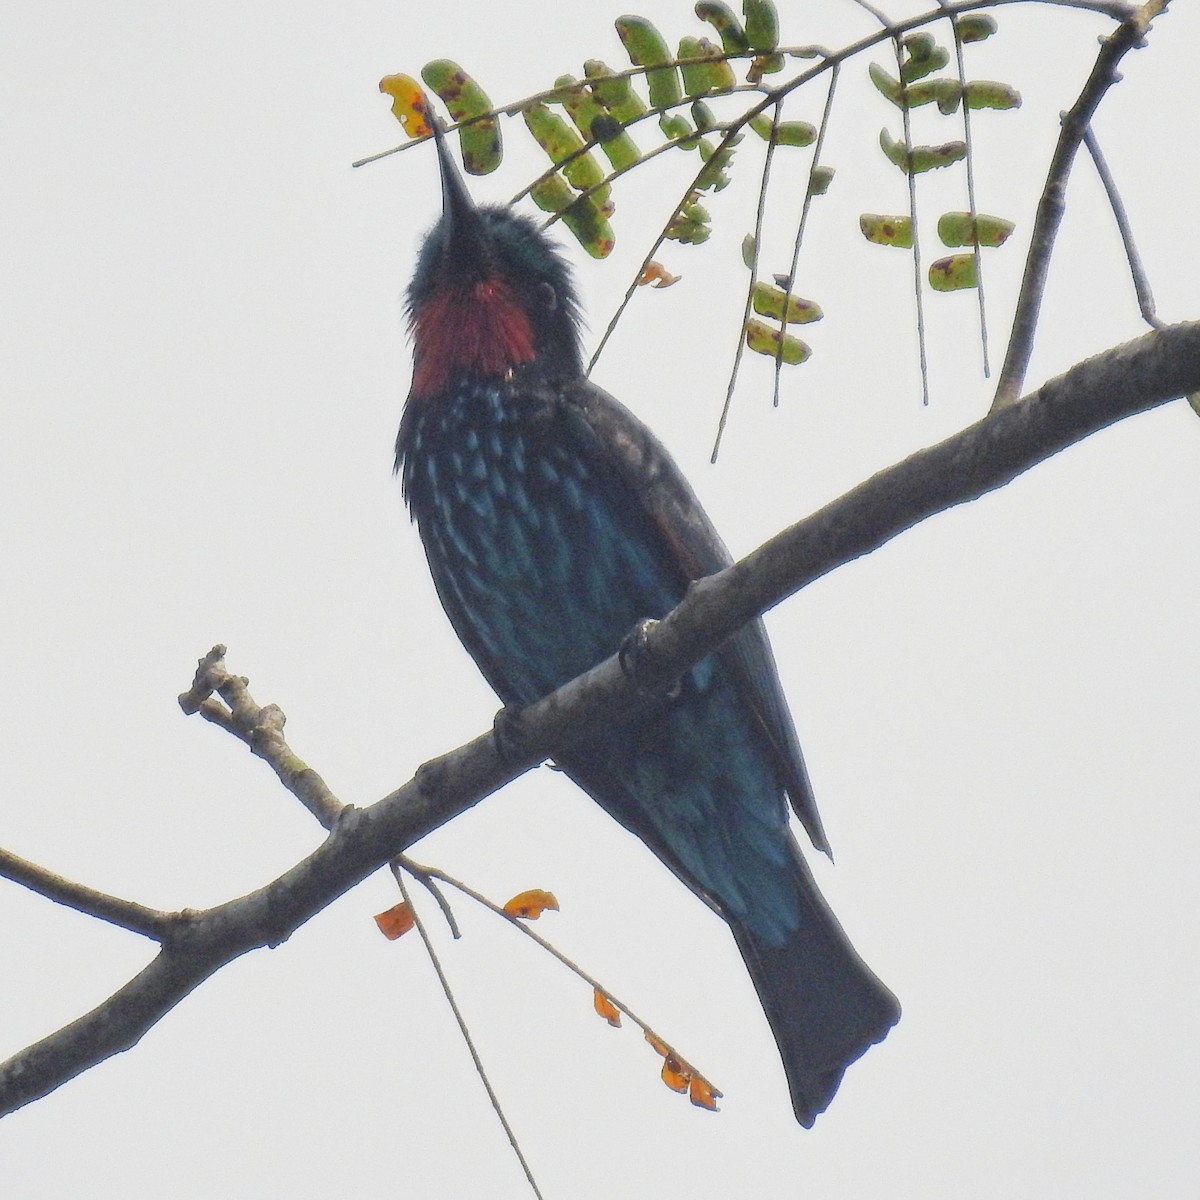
[410,276,537,397]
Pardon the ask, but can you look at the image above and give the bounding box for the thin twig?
[772,62,841,408]
[848,0,892,23]
[990,0,1166,410]
[942,1,992,374]
[894,34,932,406]
[398,855,462,938]
[711,101,784,462]
[584,116,750,377]
[412,864,717,1089]
[391,863,545,1200]
[179,646,345,830]
[0,846,172,941]
[1081,123,1164,328]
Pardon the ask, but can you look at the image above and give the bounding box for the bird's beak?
[432,121,489,272]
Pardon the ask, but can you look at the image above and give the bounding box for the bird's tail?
[729,856,900,1127]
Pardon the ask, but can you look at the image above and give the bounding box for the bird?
[395,126,900,1127]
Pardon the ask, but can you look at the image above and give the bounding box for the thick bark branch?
[2,320,1197,1118]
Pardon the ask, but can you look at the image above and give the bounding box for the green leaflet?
[748,114,817,146]
[880,128,966,173]
[860,214,914,248]
[745,318,811,364]
[929,254,978,291]
[937,212,1015,247]
[523,102,612,209]
[963,81,1022,110]
[954,14,997,42]
[584,59,648,125]
[678,35,736,96]
[751,283,823,324]
[420,59,502,174]
[615,15,682,109]
[530,172,614,258]
[694,1,750,54]
[743,0,779,52]
[900,33,949,84]
[553,74,640,171]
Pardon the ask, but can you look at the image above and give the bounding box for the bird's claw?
[618,618,681,702]
[492,704,529,762]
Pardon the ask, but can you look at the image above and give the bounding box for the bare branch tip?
[179,644,231,715]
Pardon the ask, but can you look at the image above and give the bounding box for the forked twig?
[178,645,345,830]
[390,863,545,1200]
[990,0,1166,410]
[399,861,720,1096]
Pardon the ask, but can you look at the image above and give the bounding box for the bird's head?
[406,129,583,399]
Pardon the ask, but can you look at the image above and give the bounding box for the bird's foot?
[618,618,681,702]
[492,704,529,763]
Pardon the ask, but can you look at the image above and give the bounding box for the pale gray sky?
[3,2,1198,1196]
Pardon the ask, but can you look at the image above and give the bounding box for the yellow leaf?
[503,889,560,920]
[688,1074,723,1111]
[637,261,681,288]
[644,1031,670,1058]
[661,1056,690,1093]
[593,989,622,1027]
[374,902,415,940]
[378,74,433,139]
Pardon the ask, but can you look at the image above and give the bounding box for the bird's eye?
[537,282,558,310]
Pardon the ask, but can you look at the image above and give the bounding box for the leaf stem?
[391,863,545,1200]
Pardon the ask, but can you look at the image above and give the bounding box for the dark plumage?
[395,130,899,1125]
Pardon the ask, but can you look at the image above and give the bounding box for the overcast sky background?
[2,2,1198,1196]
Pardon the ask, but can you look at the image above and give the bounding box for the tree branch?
[0,847,171,941]
[990,0,1167,409]
[2,320,1196,1119]
[178,645,344,830]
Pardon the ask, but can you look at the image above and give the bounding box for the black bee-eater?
[395,128,899,1126]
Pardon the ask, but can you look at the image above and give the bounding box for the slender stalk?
[1081,124,1164,328]
[711,101,783,462]
[392,864,545,1200]
[772,63,842,408]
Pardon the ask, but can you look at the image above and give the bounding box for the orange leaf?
[593,989,622,1028]
[688,1075,723,1111]
[660,1055,690,1093]
[503,889,560,920]
[374,902,415,940]
[644,1031,670,1058]
[378,74,434,138]
[637,260,681,288]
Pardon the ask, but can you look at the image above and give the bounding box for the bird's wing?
[558,377,830,856]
